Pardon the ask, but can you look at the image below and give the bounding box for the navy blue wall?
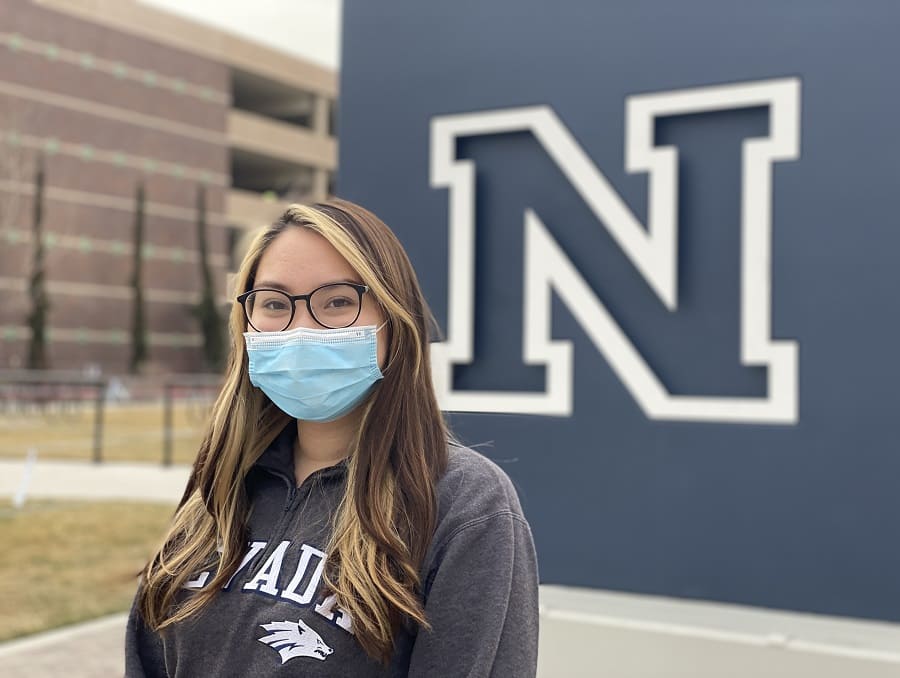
[339,0,900,622]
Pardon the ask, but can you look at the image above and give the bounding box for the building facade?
[0,0,336,373]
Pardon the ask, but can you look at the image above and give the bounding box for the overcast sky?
[138,0,342,69]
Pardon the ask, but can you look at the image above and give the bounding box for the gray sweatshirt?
[125,428,539,677]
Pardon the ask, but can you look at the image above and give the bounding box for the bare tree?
[0,96,49,372]
[129,181,147,374]
[193,184,225,371]
[25,153,49,369]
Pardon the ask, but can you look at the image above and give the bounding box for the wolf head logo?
[258,618,334,663]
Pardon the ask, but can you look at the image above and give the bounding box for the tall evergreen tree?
[129,181,147,374]
[194,184,225,370]
[26,154,49,369]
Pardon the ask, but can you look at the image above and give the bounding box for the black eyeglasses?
[237,283,369,331]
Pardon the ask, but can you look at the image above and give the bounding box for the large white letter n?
[430,78,800,424]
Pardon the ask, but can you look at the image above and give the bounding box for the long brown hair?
[137,199,449,663]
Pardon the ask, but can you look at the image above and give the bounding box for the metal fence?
[0,370,222,465]
[0,369,106,462]
[161,374,222,466]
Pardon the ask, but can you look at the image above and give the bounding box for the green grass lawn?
[0,401,207,465]
[0,499,175,641]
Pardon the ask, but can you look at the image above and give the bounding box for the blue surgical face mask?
[244,323,385,423]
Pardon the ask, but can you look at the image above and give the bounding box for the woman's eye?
[262,299,289,311]
[324,296,353,309]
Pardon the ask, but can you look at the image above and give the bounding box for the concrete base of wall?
[538,586,900,677]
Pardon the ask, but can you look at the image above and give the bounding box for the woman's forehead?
[256,228,361,292]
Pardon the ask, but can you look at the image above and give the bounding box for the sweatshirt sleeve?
[124,594,168,678]
[406,511,539,678]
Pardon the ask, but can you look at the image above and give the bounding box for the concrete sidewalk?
[0,458,190,503]
[0,614,128,678]
[1,458,189,677]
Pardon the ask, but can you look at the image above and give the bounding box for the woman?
[125,199,539,677]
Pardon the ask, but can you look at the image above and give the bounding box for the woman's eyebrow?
[252,280,291,292]
[252,279,364,293]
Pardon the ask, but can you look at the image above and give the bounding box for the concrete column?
[313,95,330,136]
[312,169,329,200]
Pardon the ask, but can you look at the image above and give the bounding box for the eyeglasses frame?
[237,282,370,331]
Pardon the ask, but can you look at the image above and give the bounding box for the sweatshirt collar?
[252,423,349,485]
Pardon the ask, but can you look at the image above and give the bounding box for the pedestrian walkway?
[0,458,190,503]
[0,614,128,678]
[0,458,189,677]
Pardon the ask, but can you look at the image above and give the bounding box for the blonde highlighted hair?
[137,199,449,663]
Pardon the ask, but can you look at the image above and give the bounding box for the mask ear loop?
[375,319,394,374]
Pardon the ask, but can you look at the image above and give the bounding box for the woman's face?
[252,227,388,369]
